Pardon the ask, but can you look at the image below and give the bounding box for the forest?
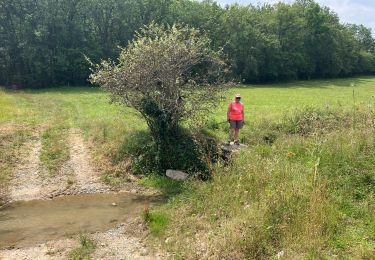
[1,0,375,87]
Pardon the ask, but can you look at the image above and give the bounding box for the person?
[227,93,245,145]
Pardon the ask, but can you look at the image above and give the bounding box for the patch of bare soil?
[0,220,166,260]
[92,219,167,260]
[0,239,77,260]
[9,135,44,202]
[7,135,72,203]
[0,123,26,135]
[67,128,111,194]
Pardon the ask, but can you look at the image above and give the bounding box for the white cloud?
[316,0,375,32]
[215,0,375,34]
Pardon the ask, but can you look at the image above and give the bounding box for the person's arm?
[227,103,231,122]
[227,107,231,122]
[242,105,245,123]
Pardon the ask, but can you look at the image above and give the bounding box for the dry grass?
[0,127,32,204]
[151,107,375,259]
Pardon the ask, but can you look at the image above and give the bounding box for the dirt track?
[0,128,165,260]
[7,129,112,203]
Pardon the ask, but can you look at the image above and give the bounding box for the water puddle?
[0,192,163,249]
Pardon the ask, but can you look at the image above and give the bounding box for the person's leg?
[234,128,239,143]
[228,120,236,143]
[234,120,243,145]
[228,128,234,143]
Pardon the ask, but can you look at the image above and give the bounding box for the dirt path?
[0,239,77,260]
[92,220,166,260]
[1,128,165,260]
[7,129,111,202]
[9,135,44,202]
[67,129,110,194]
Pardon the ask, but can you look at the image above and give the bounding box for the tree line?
[1,0,374,87]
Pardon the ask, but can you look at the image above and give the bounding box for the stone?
[111,203,117,206]
[277,250,284,259]
[166,170,188,180]
[140,249,148,256]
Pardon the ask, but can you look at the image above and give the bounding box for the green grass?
[143,210,170,236]
[39,126,70,176]
[1,77,375,257]
[154,107,375,259]
[217,76,375,121]
[139,175,186,196]
[69,234,96,260]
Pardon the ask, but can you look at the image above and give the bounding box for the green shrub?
[115,128,219,179]
[69,234,96,260]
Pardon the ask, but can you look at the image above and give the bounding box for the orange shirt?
[228,102,244,120]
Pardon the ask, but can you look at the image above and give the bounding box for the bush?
[116,128,220,179]
[90,23,228,177]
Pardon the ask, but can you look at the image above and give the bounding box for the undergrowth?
[113,128,219,179]
[148,105,375,259]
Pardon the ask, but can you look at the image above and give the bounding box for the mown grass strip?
[40,127,70,176]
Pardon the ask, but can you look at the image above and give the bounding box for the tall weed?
[154,106,375,258]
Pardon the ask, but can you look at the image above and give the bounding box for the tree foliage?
[90,23,227,174]
[90,23,227,136]
[0,0,375,87]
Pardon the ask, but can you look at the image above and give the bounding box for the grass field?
[218,76,375,120]
[1,76,375,258]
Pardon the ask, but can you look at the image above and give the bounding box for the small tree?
[90,23,228,173]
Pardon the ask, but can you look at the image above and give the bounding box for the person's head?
[234,94,241,103]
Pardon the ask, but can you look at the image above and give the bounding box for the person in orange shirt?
[227,93,245,145]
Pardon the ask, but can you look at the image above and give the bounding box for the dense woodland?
[1,0,375,87]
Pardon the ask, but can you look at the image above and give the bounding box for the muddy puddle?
[0,192,163,249]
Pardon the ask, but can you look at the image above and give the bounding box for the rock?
[166,170,188,180]
[140,248,148,256]
[111,203,117,206]
[277,250,284,259]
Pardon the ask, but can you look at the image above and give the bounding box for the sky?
[215,0,375,35]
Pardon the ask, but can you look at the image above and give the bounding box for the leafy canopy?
[90,22,228,132]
